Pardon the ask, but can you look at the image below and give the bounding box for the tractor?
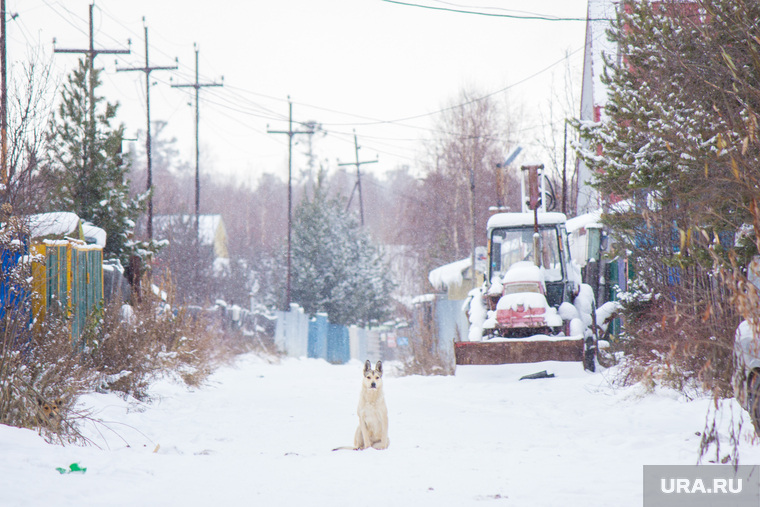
[457,165,600,371]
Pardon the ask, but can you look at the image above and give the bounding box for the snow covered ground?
[2,354,759,506]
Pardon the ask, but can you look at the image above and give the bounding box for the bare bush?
[85,276,256,399]
[0,235,258,443]
[612,268,738,397]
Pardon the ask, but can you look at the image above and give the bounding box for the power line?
[40,0,89,38]
[430,0,569,19]
[382,0,610,21]
[157,41,585,139]
[117,21,177,240]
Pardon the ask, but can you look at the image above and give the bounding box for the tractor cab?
[486,212,578,312]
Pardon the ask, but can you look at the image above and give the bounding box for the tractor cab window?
[490,226,564,282]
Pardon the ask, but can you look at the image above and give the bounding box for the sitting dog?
[334,360,389,451]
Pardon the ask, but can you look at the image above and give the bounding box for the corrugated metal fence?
[274,304,385,364]
[432,295,467,365]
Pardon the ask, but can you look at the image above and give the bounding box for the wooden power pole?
[0,0,16,197]
[267,98,315,309]
[54,3,130,211]
[117,21,177,240]
[171,44,223,236]
[339,130,377,227]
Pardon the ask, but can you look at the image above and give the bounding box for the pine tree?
[575,0,750,241]
[43,58,146,261]
[291,180,394,326]
[572,0,760,391]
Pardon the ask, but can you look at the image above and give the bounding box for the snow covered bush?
[0,211,91,443]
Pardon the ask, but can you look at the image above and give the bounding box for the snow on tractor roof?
[486,212,567,230]
[502,261,544,284]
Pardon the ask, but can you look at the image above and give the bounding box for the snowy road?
[2,355,759,506]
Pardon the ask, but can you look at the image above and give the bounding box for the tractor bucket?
[454,337,584,366]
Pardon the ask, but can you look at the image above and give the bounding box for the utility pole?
[0,1,15,199]
[117,21,177,240]
[562,120,568,215]
[171,44,222,236]
[470,166,476,289]
[54,3,130,211]
[302,120,323,194]
[338,130,377,226]
[267,98,315,310]
[496,146,522,210]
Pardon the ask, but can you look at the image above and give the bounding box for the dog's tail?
[332,445,357,451]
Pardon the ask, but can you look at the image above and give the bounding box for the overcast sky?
[10,0,591,186]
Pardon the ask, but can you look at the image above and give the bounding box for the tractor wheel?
[584,296,600,372]
[583,336,596,372]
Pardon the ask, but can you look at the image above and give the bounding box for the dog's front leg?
[354,424,366,450]
[359,422,372,450]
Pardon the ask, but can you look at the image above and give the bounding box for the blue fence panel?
[308,313,328,359]
[327,323,350,364]
[0,242,27,321]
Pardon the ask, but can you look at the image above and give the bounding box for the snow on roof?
[411,294,436,304]
[428,257,471,291]
[82,222,107,247]
[153,214,222,246]
[26,212,107,247]
[27,212,80,238]
[566,210,603,234]
[197,215,222,246]
[486,212,567,230]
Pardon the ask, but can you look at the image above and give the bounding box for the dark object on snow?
[519,370,555,381]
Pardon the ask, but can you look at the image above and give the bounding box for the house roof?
[27,212,107,247]
[153,214,229,258]
[153,214,223,246]
[429,258,472,291]
[486,212,567,230]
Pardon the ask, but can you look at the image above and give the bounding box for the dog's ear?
[364,360,371,374]
[376,361,383,376]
